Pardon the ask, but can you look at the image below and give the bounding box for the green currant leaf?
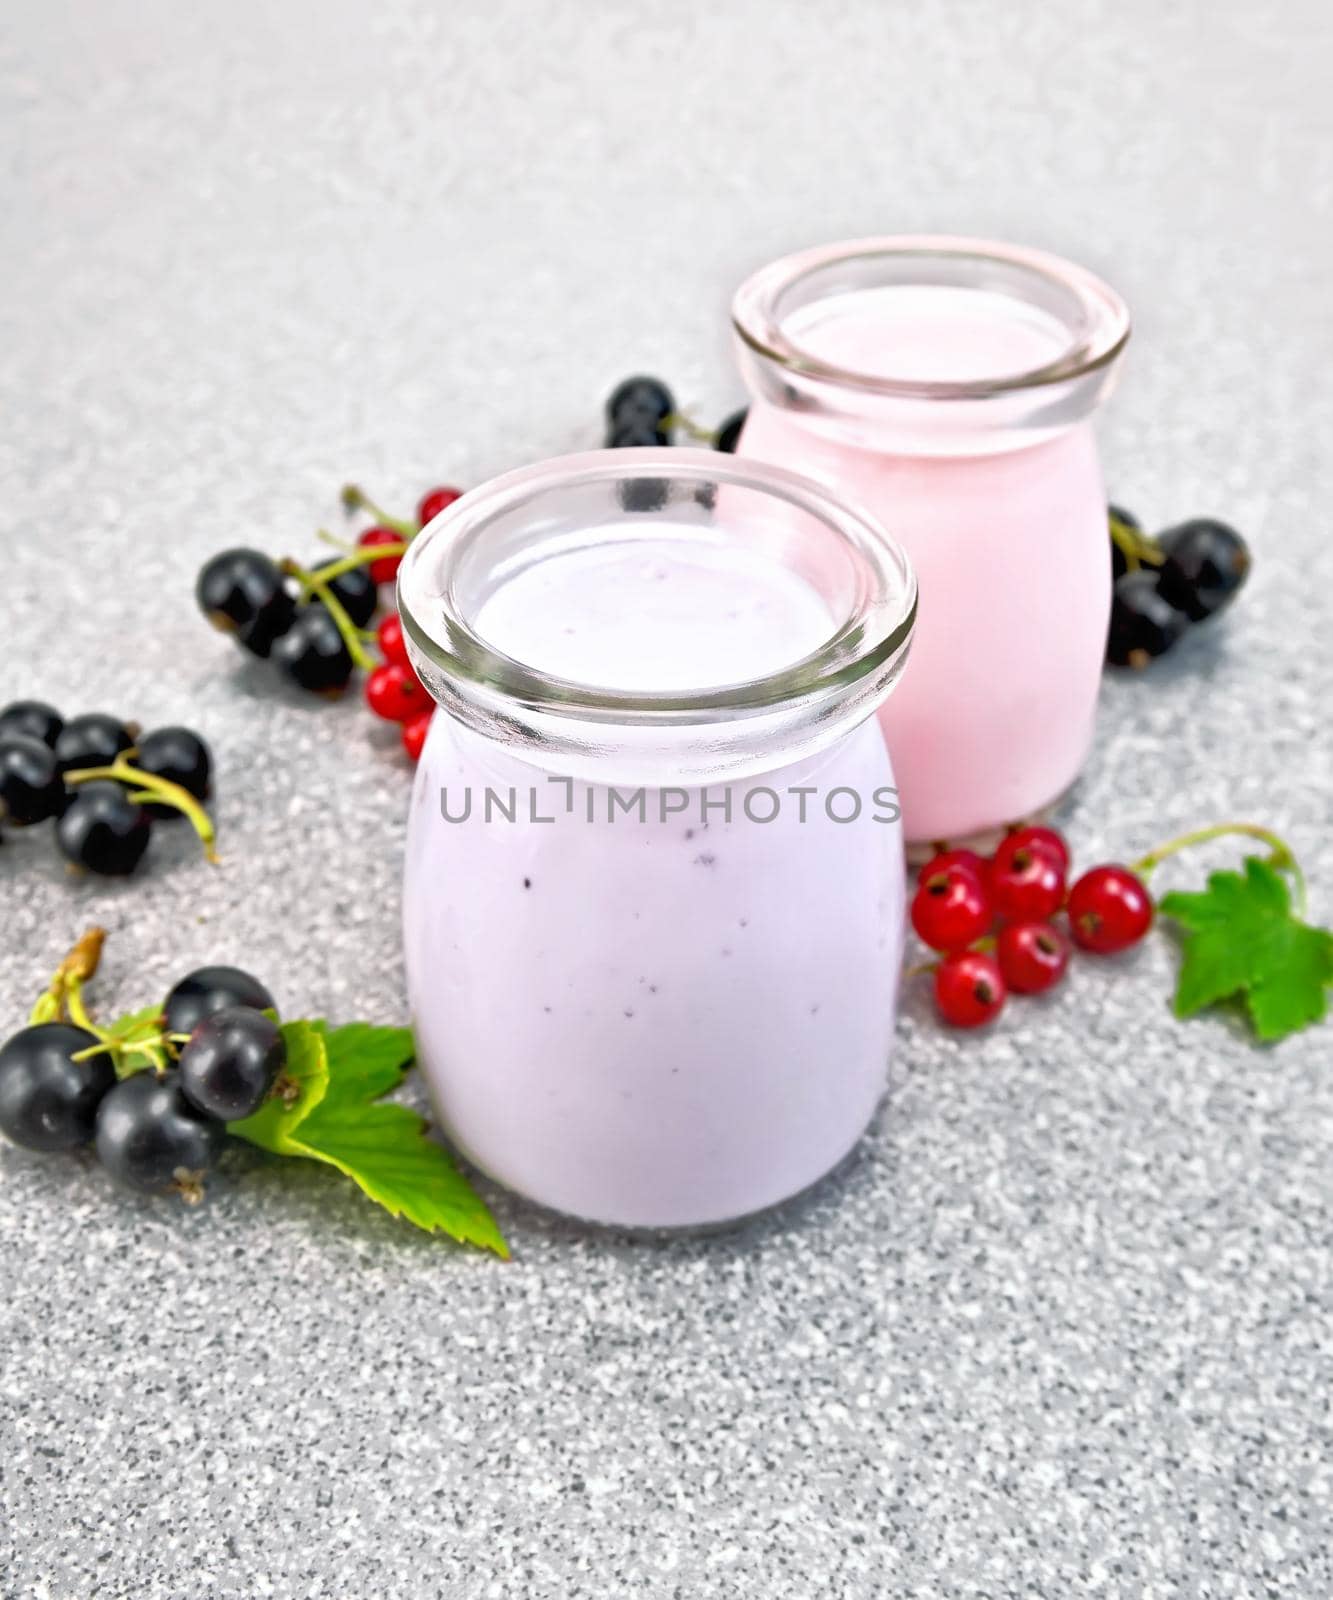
[231,1018,505,1255]
[311,1021,415,1100]
[1159,856,1333,1042]
[287,1093,508,1258]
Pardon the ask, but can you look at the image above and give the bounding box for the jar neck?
[743,386,1105,462]
[733,236,1129,457]
[397,450,917,786]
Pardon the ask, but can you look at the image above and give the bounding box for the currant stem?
[64,759,219,864]
[1108,511,1164,573]
[71,1025,178,1075]
[905,933,998,980]
[1132,823,1308,916]
[61,926,106,984]
[300,540,409,588]
[25,929,182,1077]
[340,484,417,539]
[64,976,99,1036]
[280,556,378,672]
[662,410,716,444]
[64,976,139,1075]
[27,926,107,1025]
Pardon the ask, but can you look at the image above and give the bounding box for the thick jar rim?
[396,448,917,729]
[731,235,1131,403]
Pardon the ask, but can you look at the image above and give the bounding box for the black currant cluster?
[194,483,461,701]
[603,375,747,454]
[605,376,674,447]
[0,701,214,876]
[0,963,282,1201]
[1106,509,1251,668]
[196,548,379,696]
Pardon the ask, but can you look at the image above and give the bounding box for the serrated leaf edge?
[231,1017,506,1256]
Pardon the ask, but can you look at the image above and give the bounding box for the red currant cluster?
[910,826,1154,1028]
[352,485,458,763]
[365,614,434,761]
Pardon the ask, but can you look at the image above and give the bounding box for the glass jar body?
[730,236,1128,845]
[736,406,1110,842]
[404,714,905,1230]
[396,448,918,1231]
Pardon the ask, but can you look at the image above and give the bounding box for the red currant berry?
[402,713,433,762]
[996,920,1071,995]
[911,865,994,952]
[365,662,429,725]
[1067,865,1154,953]
[417,486,463,527]
[994,825,1069,876]
[989,845,1066,922]
[915,847,988,887]
[376,613,410,668]
[358,527,403,586]
[934,951,1006,1028]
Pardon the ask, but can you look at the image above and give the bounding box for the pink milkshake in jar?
[398,449,916,1230]
[731,237,1130,847]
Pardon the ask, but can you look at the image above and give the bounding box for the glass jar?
[731,236,1130,846]
[398,449,917,1230]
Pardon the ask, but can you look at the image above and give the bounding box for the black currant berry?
[56,780,153,875]
[163,966,277,1038]
[605,376,674,427]
[1107,570,1190,668]
[196,548,297,658]
[54,712,133,777]
[1155,518,1251,622]
[0,700,63,748]
[95,1071,224,1194]
[0,1022,113,1151]
[179,1007,285,1121]
[714,409,748,454]
[134,727,212,818]
[0,735,65,825]
[607,417,670,448]
[312,559,378,628]
[271,606,355,694]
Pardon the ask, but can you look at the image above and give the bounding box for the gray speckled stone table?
[2,3,1331,1595]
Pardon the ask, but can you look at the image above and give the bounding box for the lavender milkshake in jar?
[398,449,917,1229]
